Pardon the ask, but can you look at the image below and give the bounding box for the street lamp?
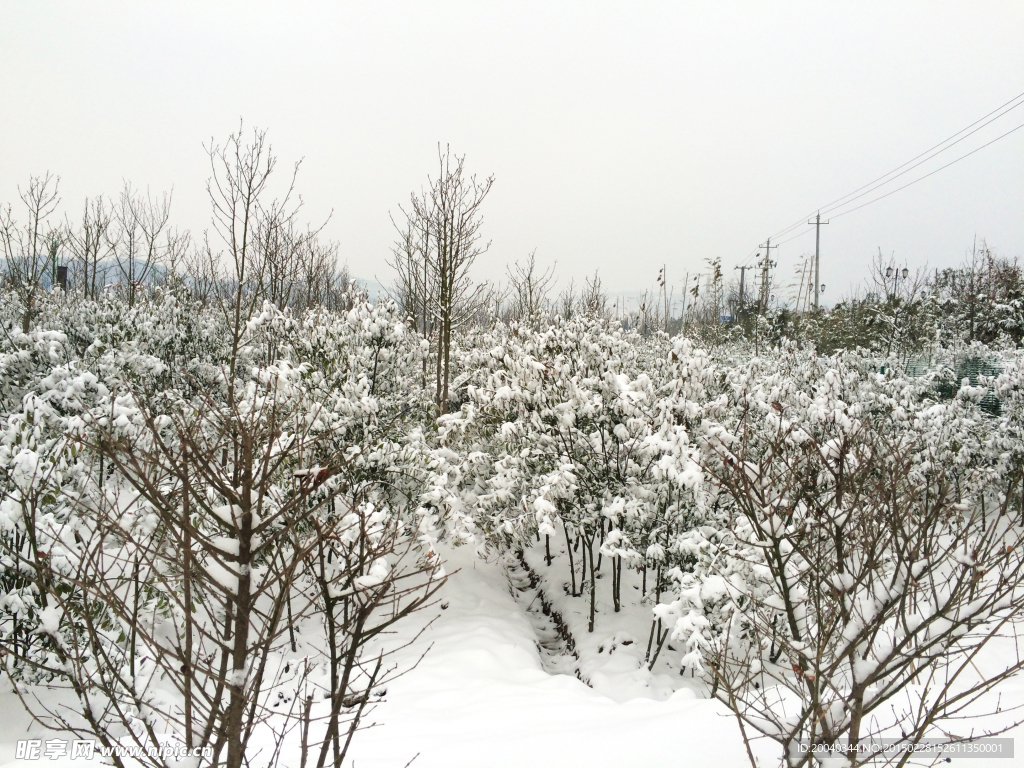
[886,266,909,297]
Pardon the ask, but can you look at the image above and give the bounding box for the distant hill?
[354,278,388,302]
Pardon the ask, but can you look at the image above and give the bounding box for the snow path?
[502,550,586,683]
[520,537,706,703]
[0,542,752,768]
[3,542,1023,766]
[344,543,754,767]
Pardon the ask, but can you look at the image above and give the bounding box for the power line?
[774,228,814,248]
[829,119,1024,221]
[765,90,1024,243]
[738,91,1024,280]
[751,115,1024,308]
[736,247,761,269]
[763,118,1023,242]
[728,87,1024,311]
[814,104,1024,220]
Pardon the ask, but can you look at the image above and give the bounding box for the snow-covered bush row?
[0,289,448,768]
[438,315,1024,764]
[3,283,1024,766]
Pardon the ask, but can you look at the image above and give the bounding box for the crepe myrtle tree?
[0,353,444,768]
[0,173,64,332]
[684,358,1024,768]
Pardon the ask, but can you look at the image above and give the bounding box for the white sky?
[1,2,1022,305]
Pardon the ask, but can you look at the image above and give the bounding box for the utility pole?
[681,271,689,328]
[795,258,808,313]
[735,265,747,307]
[663,264,669,331]
[808,212,829,311]
[757,239,779,313]
[656,265,669,331]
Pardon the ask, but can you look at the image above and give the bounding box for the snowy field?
[5,539,1024,768]
[0,544,752,768]
[345,544,752,768]
[304,543,1024,768]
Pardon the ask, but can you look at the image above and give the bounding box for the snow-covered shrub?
[689,342,1024,766]
[438,317,713,634]
[0,289,444,768]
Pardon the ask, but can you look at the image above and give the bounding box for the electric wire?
[775,96,1024,238]
[765,90,1024,244]
[829,119,1024,221]
[738,90,1024,271]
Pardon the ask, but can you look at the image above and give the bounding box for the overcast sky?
[2,2,1022,306]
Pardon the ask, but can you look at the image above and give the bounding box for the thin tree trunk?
[564,523,577,596]
[130,556,140,677]
[613,555,621,612]
[224,470,254,768]
[300,694,313,768]
[182,474,194,749]
[586,534,596,633]
[338,654,383,768]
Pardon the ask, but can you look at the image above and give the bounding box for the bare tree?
[259,213,304,311]
[393,145,494,413]
[109,183,171,307]
[580,270,609,318]
[556,278,577,321]
[205,123,300,405]
[388,211,435,390]
[0,372,443,768]
[303,492,444,768]
[705,415,1024,767]
[296,233,349,312]
[506,249,555,324]
[185,239,220,308]
[66,195,113,300]
[160,226,193,292]
[0,173,63,331]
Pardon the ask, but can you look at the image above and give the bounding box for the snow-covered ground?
[3,541,1024,768]
[0,543,753,768]
[344,543,754,768]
